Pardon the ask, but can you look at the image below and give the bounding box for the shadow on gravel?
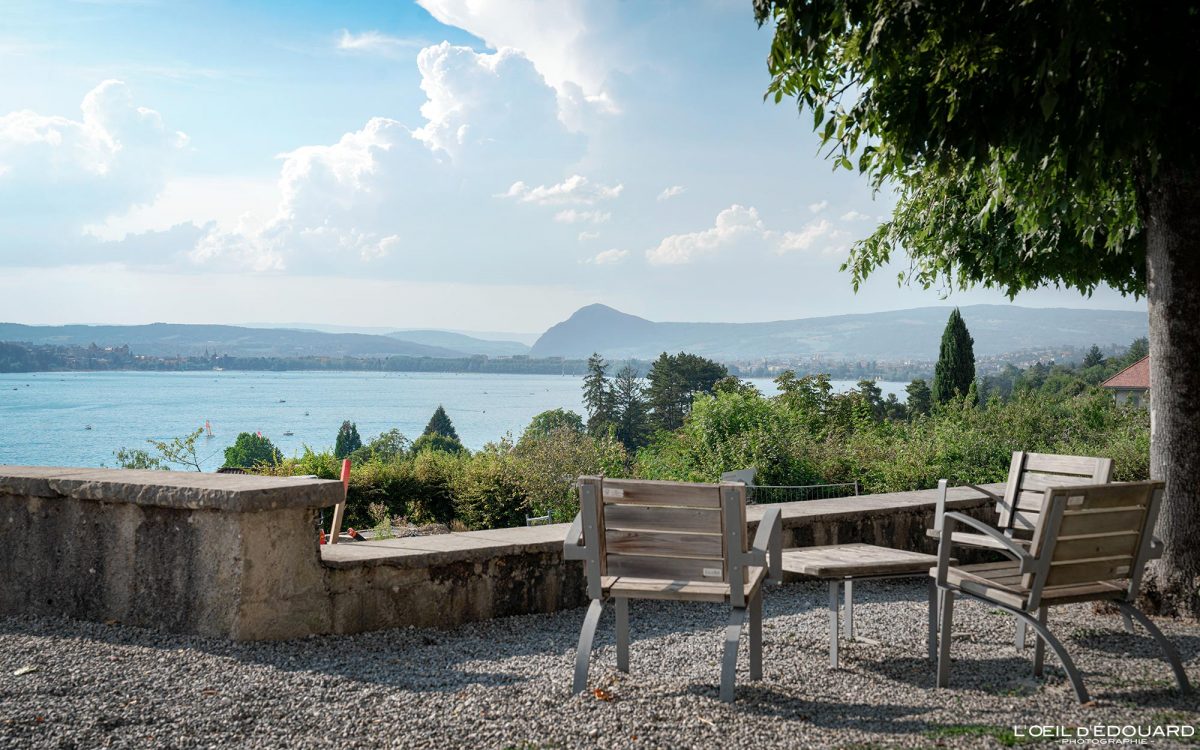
[681,684,936,732]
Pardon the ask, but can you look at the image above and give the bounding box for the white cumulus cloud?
[646,204,766,265]
[808,200,828,214]
[502,174,622,205]
[840,210,870,221]
[588,248,628,265]
[657,185,685,201]
[0,79,187,223]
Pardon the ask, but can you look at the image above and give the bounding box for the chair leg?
[1012,608,1090,703]
[615,597,630,673]
[1117,603,1193,694]
[1015,618,1027,650]
[927,577,938,662]
[749,589,763,681]
[828,580,840,668]
[1032,606,1047,676]
[845,579,855,640]
[936,588,954,688]
[720,606,747,702]
[573,599,605,694]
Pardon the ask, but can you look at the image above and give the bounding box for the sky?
[0,0,1145,334]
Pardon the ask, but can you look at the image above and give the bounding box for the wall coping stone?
[320,482,1001,571]
[0,466,345,512]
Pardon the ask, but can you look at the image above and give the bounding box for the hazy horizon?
[1,1,1145,331]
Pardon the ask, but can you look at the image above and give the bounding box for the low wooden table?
[780,543,949,668]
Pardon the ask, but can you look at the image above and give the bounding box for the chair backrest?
[1023,481,1164,608]
[576,476,751,604]
[997,452,1114,535]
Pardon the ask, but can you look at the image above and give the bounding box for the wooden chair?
[564,476,782,702]
[932,480,1191,703]
[931,451,1115,646]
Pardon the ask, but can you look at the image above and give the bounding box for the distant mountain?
[0,323,465,359]
[385,330,530,357]
[529,304,1148,361]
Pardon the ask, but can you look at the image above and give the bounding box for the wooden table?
[780,543,949,668]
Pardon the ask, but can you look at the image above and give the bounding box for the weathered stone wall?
[0,467,995,640]
[0,467,343,640]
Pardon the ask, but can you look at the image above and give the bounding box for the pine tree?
[612,365,650,451]
[423,405,459,441]
[931,308,976,403]
[1082,344,1106,368]
[905,378,932,416]
[334,420,362,459]
[582,353,616,436]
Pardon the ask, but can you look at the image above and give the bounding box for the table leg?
[927,577,938,662]
[829,580,840,668]
[844,579,855,640]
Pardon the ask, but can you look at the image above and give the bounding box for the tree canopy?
[646,352,728,432]
[334,420,362,459]
[223,432,282,469]
[423,405,460,441]
[754,0,1198,297]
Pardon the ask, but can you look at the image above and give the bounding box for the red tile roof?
[1101,356,1150,390]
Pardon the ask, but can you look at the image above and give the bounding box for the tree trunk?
[1142,160,1200,616]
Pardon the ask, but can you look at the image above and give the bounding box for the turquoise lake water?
[0,371,905,471]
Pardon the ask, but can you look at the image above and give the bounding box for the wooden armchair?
[932,480,1191,703]
[932,451,1115,646]
[564,476,782,702]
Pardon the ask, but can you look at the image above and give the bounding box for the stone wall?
[0,467,995,640]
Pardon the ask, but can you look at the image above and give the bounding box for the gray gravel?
[1,579,1197,749]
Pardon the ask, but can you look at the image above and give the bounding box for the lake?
[0,371,906,471]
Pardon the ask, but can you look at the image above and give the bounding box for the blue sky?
[0,0,1143,332]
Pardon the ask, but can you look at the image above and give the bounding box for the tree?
[423,405,459,441]
[582,353,616,436]
[411,432,467,455]
[612,365,650,451]
[223,432,282,469]
[1124,337,1150,366]
[931,309,976,404]
[334,420,362,459]
[906,379,932,418]
[646,352,728,432]
[522,408,584,442]
[359,428,410,461]
[1082,345,1106,369]
[756,0,1200,612]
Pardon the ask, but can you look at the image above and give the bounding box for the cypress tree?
[612,365,650,451]
[931,308,976,403]
[423,405,460,441]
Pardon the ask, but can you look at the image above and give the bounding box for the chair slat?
[605,528,722,559]
[1046,556,1134,587]
[606,553,725,580]
[1051,532,1141,562]
[1023,453,1110,476]
[602,479,722,508]
[1020,472,1097,492]
[603,505,722,534]
[1057,507,1147,537]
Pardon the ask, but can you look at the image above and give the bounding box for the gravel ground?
[1,579,1196,749]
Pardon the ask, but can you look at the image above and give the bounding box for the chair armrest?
[940,512,1036,572]
[747,507,783,582]
[932,479,949,532]
[563,513,588,560]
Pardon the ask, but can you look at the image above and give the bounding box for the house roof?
[1101,355,1150,390]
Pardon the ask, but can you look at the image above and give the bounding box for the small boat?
[283,431,294,436]
[278,399,286,403]
[84,424,93,431]
[304,411,310,416]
